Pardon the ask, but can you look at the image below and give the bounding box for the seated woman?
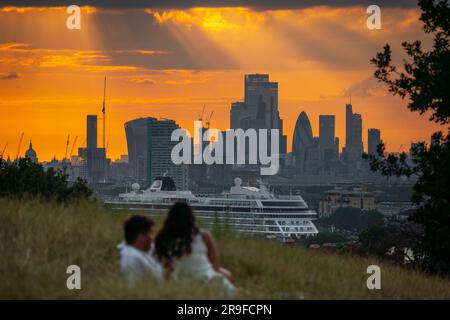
[154,201,235,295]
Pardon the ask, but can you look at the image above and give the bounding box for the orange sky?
[0,5,444,161]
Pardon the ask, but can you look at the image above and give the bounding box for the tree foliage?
[303,231,347,246]
[358,222,422,264]
[371,0,450,125]
[366,0,450,274]
[0,158,92,203]
[329,207,384,232]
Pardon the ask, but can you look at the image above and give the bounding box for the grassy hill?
[1,198,449,299]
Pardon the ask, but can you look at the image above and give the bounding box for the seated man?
[118,215,163,283]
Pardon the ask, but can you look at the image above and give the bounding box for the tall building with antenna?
[79,115,107,183]
[342,102,363,163]
[102,76,106,151]
[77,78,108,183]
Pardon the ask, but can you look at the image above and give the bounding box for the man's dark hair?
[124,215,154,244]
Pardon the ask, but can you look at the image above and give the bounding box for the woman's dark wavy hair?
[154,201,199,262]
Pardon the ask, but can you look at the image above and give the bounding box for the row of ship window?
[281,227,315,232]
[278,220,310,225]
[231,227,314,232]
[128,206,315,220]
[126,203,311,213]
[208,201,307,208]
[198,213,313,220]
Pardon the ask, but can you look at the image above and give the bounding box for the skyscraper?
[368,128,381,156]
[230,102,245,129]
[319,115,337,162]
[244,74,278,129]
[125,117,187,190]
[345,104,352,148]
[83,115,106,182]
[304,137,320,174]
[342,104,363,162]
[334,137,340,159]
[292,111,314,173]
[293,111,314,156]
[87,115,97,149]
[230,74,287,154]
[352,113,363,150]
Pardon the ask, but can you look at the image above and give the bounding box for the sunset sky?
[0,1,444,161]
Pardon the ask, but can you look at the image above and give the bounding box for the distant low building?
[42,158,65,172]
[319,187,376,217]
[376,201,416,217]
[110,156,131,181]
[68,156,88,182]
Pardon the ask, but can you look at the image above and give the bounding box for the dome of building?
[25,141,38,163]
[131,183,140,192]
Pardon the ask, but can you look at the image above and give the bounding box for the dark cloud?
[0,1,423,72]
[269,14,383,69]
[342,76,387,97]
[89,11,239,70]
[0,9,239,70]
[127,78,156,85]
[1,1,418,10]
[0,72,19,80]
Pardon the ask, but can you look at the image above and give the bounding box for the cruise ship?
[105,177,318,241]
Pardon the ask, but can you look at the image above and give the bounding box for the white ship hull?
[106,177,319,241]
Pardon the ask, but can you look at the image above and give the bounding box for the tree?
[365,0,450,274]
[371,0,449,125]
[0,157,92,203]
[330,207,361,231]
[329,207,384,232]
[304,231,346,246]
[358,222,422,264]
[359,210,385,230]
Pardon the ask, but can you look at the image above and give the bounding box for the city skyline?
[0,74,432,162]
[0,4,444,161]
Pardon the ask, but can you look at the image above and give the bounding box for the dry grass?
[0,198,449,299]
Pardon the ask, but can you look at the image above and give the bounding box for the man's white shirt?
[118,242,164,283]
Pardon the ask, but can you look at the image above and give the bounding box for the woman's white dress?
[171,233,235,295]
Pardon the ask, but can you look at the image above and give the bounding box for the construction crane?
[205,110,214,129]
[197,105,206,126]
[64,134,70,161]
[15,132,24,160]
[1,142,7,159]
[69,136,78,158]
